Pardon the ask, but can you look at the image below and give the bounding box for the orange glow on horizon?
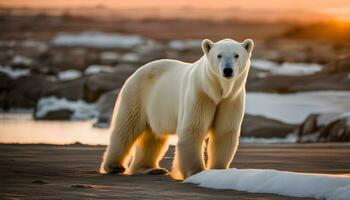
[0,0,350,10]
[1,0,350,22]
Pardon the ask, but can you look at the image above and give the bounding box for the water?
[0,113,109,145]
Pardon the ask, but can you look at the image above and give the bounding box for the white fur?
[100,38,254,179]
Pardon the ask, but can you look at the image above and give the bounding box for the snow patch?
[246,91,350,124]
[168,40,201,50]
[57,69,82,81]
[240,134,297,144]
[121,52,140,63]
[35,96,98,120]
[12,55,33,66]
[0,65,31,79]
[251,59,322,76]
[185,168,350,200]
[100,52,120,62]
[84,65,115,75]
[0,40,47,51]
[136,40,163,53]
[52,32,144,48]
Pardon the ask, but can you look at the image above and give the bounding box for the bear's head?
[202,38,254,80]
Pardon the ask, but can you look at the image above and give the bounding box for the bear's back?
[135,59,192,135]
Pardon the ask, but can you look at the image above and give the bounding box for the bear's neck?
[193,56,227,104]
[193,56,247,104]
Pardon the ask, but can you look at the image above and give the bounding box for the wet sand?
[0,143,349,199]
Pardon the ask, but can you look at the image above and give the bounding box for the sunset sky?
[1,0,350,21]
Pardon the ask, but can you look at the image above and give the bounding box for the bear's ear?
[202,39,214,56]
[242,39,254,54]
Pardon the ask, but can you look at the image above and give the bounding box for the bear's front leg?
[207,129,240,169]
[175,91,217,179]
[207,95,245,169]
[176,133,206,178]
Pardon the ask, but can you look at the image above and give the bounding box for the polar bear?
[100,38,254,179]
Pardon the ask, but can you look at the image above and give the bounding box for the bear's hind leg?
[128,131,169,175]
[100,97,146,174]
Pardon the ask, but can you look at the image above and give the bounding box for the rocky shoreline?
[1,15,350,143]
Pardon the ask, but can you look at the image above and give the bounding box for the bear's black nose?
[223,68,233,78]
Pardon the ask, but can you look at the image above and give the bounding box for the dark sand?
[0,143,349,199]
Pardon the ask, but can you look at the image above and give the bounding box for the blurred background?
[0,0,350,145]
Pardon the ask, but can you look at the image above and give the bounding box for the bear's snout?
[223,67,233,78]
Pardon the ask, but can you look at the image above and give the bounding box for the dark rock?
[324,54,350,74]
[71,184,93,189]
[298,113,350,143]
[0,73,15,91]
[44,78,85,101]
[32,180,48,184]
[34,109,73,120]
[242,115,297,138]
[319,118,350,142]
[297,114,319,137]
[83,69,133,102]
[93,89,119,128]
[247,73,350,93]
[0,74,52,109]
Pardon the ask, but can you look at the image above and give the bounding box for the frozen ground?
[185,168,350,200]
[0,143,349,199]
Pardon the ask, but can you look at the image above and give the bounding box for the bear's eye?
[234,54,239,59]
[217,54,222,59]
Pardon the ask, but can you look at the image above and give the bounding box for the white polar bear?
[100,38,254,179]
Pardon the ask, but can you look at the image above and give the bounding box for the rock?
[33,96,98,121]
[0,73,15,91]
[93,89,119,128]
[32,180,48,184]
[242,115,297,138]
[247,72,350,93]
[319,118,350,142]
[298,113,350,142]
[324,54,350,74]
[71,184,93,189]
[83,68,134,102]
[44,78,85,101]
[34,109,73,120]
[297,114,318,136]
[0,74,52,109]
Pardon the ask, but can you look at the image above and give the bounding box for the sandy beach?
[1,143,349,199]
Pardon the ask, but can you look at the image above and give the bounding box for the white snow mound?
[184,168,350,200]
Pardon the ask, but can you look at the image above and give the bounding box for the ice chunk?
[185,168,350,200]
